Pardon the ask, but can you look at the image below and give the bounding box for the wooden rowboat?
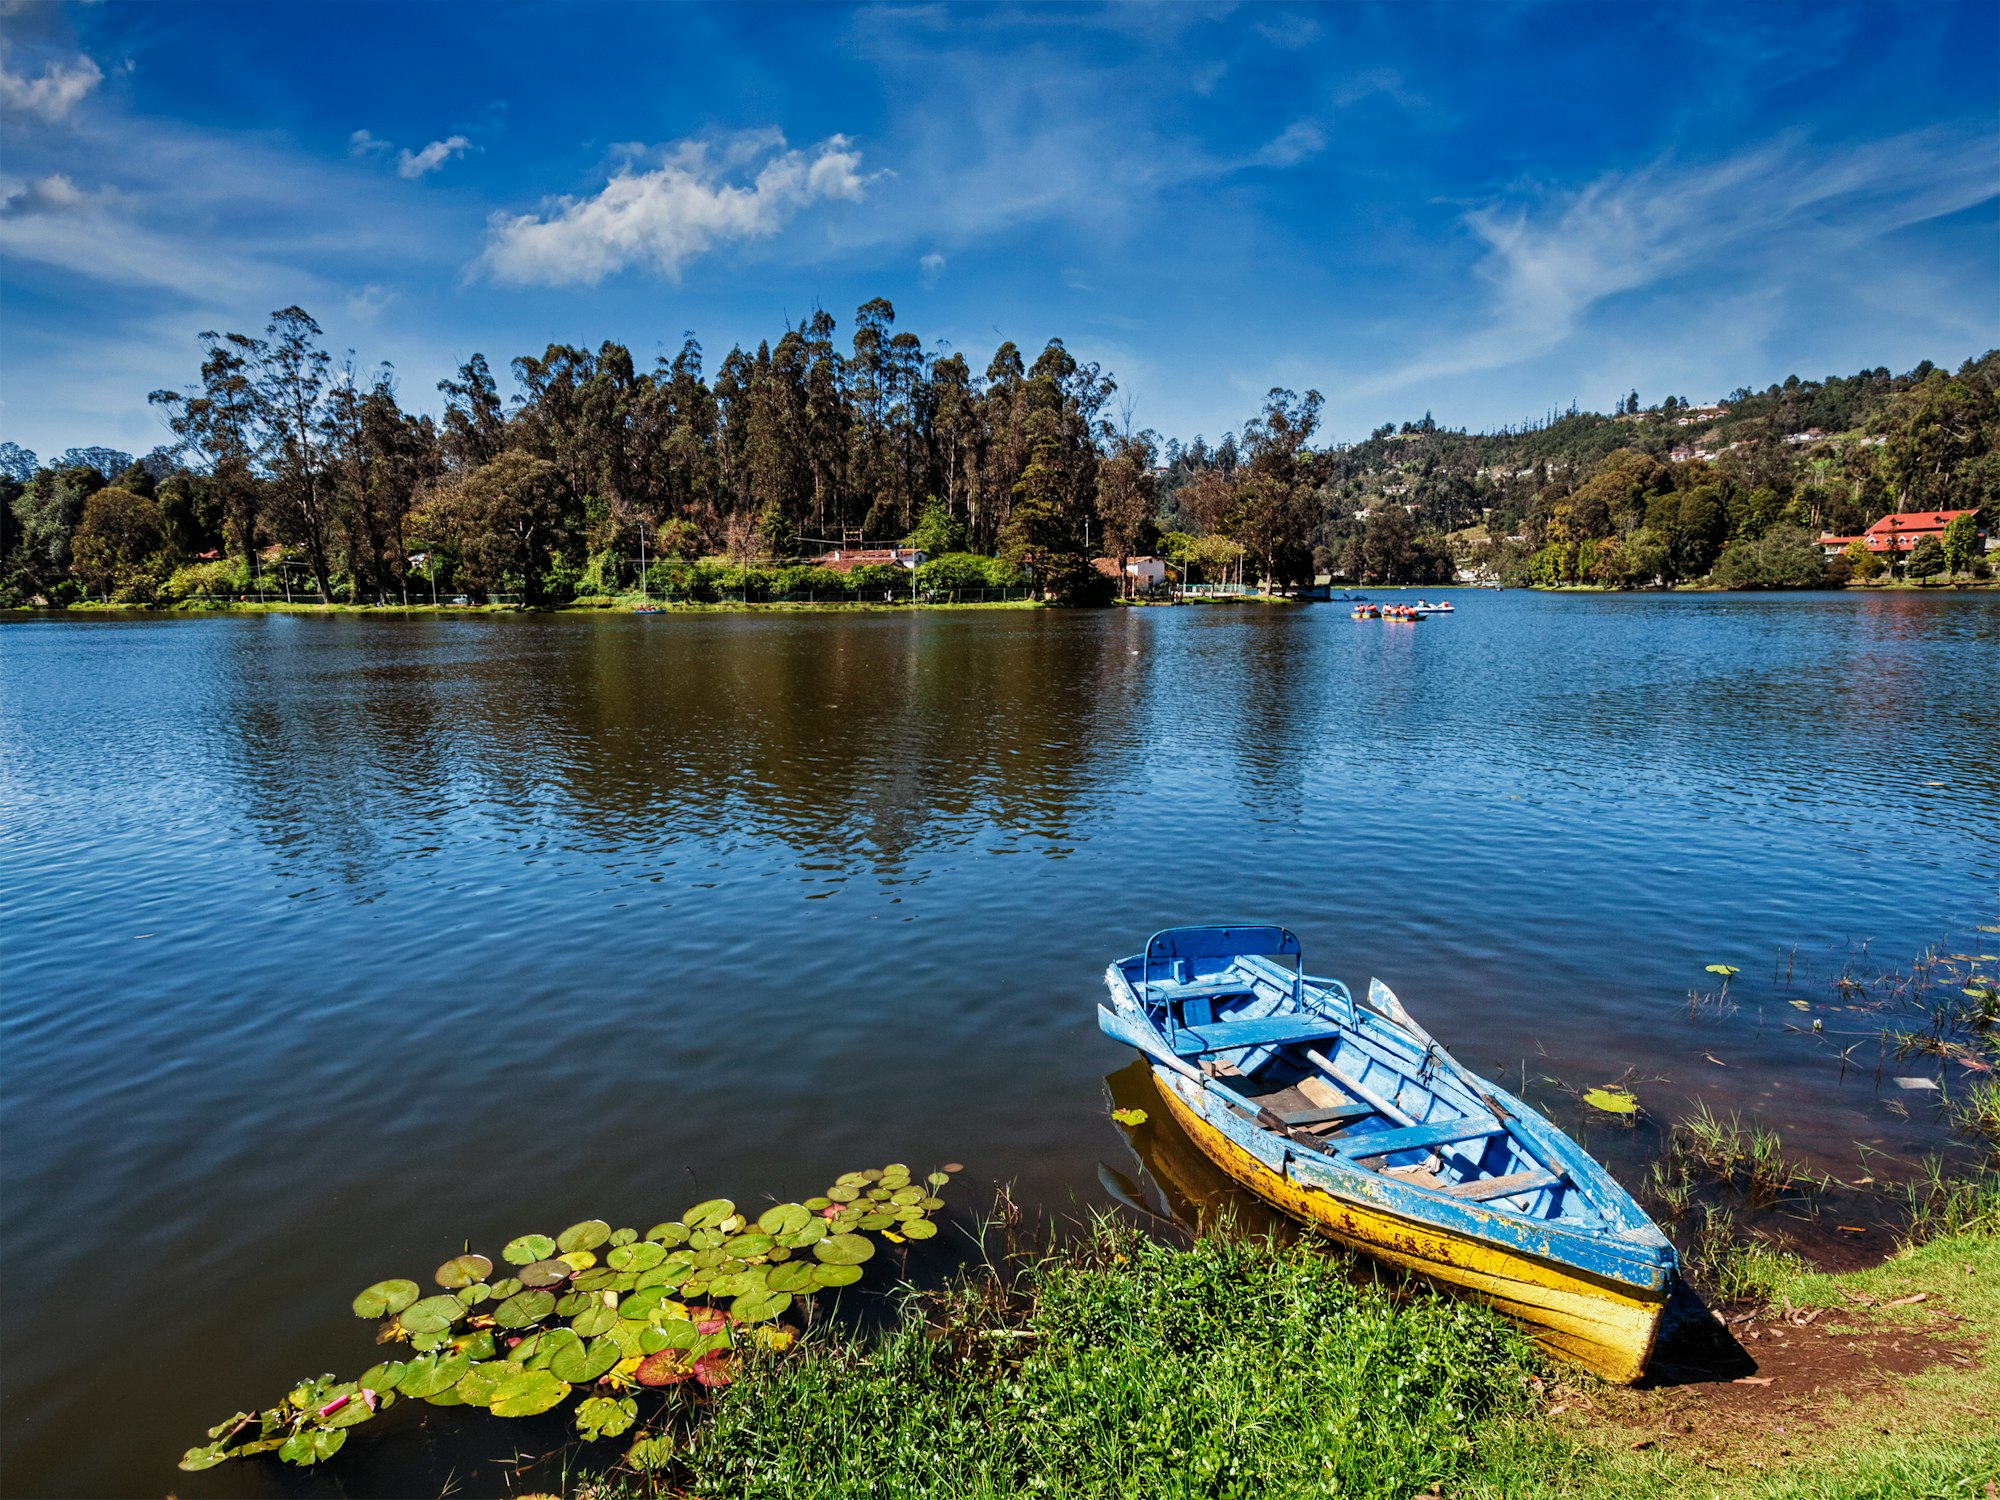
[1099,924,1677,1382]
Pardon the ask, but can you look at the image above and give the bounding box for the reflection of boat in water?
[1098,925,1677,1383]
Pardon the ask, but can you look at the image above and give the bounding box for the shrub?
[847,563,908,595]
[164,558,245,601]
[1710,525,1828,589]
[913,552,995,592]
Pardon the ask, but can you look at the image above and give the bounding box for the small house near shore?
[809,546,926,573]
[1817,509,1984,558]
[1093,555,1169,591]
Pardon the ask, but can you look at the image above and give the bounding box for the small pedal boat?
[1099,924,1677,1382]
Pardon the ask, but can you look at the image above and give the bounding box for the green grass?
[629,1222,1539,1500]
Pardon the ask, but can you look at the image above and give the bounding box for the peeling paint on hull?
[1157,1071,1667,1383]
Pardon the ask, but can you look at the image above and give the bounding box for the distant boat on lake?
[1098,924,1677,1382]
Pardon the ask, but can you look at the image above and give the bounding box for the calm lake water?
[3,592,1997,1496]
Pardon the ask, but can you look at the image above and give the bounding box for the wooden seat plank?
[1335,1116,1496,1159]
[1273,1102,1375,1127]
[1444,1168,1560,1201]
[1172,1014,1346,1056]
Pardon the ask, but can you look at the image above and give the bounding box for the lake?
[3,591,1996,1497]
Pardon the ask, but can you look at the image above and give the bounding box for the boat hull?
[1155,1072,1666,1383]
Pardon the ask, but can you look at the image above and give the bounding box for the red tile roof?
[1819,509,1981,552]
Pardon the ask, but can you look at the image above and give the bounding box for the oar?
[1303,1047,1414,1127]
[1097,1006,1290,1131]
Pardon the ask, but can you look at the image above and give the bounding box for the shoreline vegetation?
[2,303,1993,613]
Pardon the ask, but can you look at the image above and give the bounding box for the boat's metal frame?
[1100,924,1676,1382]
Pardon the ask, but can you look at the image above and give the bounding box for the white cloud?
[1372,130,2000,391]
[344,283,398,320]
[0,42,102,121]
[918,251,945,287]
[349,128,392,157]
[480,131,868,286]
[397,135,471,179]
[1252,121,1325,168]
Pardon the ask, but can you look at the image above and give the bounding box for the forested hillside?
[2,299,1993,607]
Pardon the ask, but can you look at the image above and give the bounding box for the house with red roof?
[1818,509,1984,558]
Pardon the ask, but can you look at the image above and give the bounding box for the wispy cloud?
[397,135,471,179]
[919,251,945,288]
[0,40,101,122]
[1252,121,1325,168]
[1372,130,2000,391]
[480,130,868,286]
[348,128,392,158]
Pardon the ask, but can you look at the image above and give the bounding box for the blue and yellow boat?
[1099,925,1677,1382]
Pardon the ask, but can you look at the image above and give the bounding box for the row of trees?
[3,309,1994,607]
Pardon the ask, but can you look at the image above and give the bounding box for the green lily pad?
[619,1285,674,1319]
[927,1172,950,1187]
[524,1328,577,1370]
[1704,964,1740,978]
[570,1301,618,1337]
[400,1294,466,1334]
[503,1234,555,1266]
[627,1430,676,1469]
[552,1334,620,1383]
[689,1227,726,1251]
[758,1203,811,1236]
[766,1261,817,1293]
[517,1257,573,1288]
[778,1220,828,1249]
[434,1253,493,1289]
[456,1282,493,1306]
[650,1316,703,1350]
[488,1276,523,1299]
[456,1330,497,1362]
[645,1221,690,1245]
[556,1219,610,1253]
[352,1279,420,1319]
[724,1231,775,1259]
[407,1328,450,1351]
[803,1196,832,1210]
[826,1183,860,1203]
[454,1360,522,1408]
[322,1388,379,1430]
[575,1394,638,1440]
[685,1198,736,1229]
[858,1212,895,1230]
[495,1288,556,1327]
[609,1226,638,1247]
[812,1263,863,1289]
[889,1185,925,1205]
[1582,1086,1640,1115]
[900,1218,939,1240]
[359,1359,406,1392]
[607,1240,664,1272]
[730,1288,791,1323]
[178,1443,230,1471]
[490,1369,571,1418]
[278,1428,347,1465]
[395,1350,470,1399]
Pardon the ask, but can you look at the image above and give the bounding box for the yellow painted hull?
[1158,1075,1665,1383]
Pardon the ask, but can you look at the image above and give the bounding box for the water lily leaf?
[407,1327,450,1351]
[634,1349,697,1387]
[488,1276,523,1299]
[900,1218,938,1240]
[758,1203,810,1236]
[803,1195,832,1210]
[359,1360,406,1393]
[352,1279,420,1319]
[278,1428,346,1465]
[1110,1107,1149,1126]
[683,1198,735,1229]
[724,1231,775,1259]
[811,1263,863,1288]
[1582,1086,1640,1115]
[779,1219,828,1249]
[730,1289,791,1323]
[826,1183,860,1203]
[1705,964,1740,977]
[573,1266,617,1291]
[434,1253,492,1289]
[455,1282,493,1306]
[627,1431,676,1469]
[650,1316,703,1350]
[858,1212,895,1230]
[178,1443,230,1471]
[927,1172,950,1187]
[490,1369,571,1418]
[517,1258,573,1289]
[556,1219,611,1254]
[454,1360,522,1408]
[552,1334,620,1384]
[608,1226,638,1247]
[525,1328,577,1370]
[575,1394,637,1441]
[887,1186,924,1206]
[503,1234,555,1266]
[569,1301,618,1337]
[766,1261,816,1293]
[397,1350,470,1399]
[455,1330,497,1362]
[694,1349,733,1388]
[400,1295,465,1334]
[607,1240,663,1272]
[495,1288,556,1327]
[645,1221,690,1245]
[559,1248,599,1272]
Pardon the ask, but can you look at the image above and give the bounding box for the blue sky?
[2,1,1995,461]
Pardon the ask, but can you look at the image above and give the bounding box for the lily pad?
[627,1431,676,1469]
[455,1330,497,1362]
[490,1369,571,1418]
[359,1360,406,1393]
[683,1198,735,1229]
[812,1263,863,1289]
[634,1349,697,1387]
[900,1218,939,1240]
[517,1257,573,1289]
[456,1282,493,1306]
[889,1186,925,1205]
[645,1221,690,1245]
[525,1328,579,1370]
[434,1253,493,1289]
[730,1288,791,1323]
[572,1267,617,1291]
[927,1171,950,1187]
[396,1350,470,1399]
[767,1261,817,1293]
[1582,1086,1640,1115]
[609,1226,638,1247]
[778,1220,828,1249]
[494,1288,556,1327]
[724,1231,775,1259]
[556,1219,611,1254]
[400,1295,466,1334]
[552,1334,620,1383]
[352,1279,420,1319]
[454,1360,521,1408]
[758,1203,811,1236]
[488,1276,523,1299]
[650,1316,703,1350]
[559,1248,599,1272]
[278,1428,347,1465]
[178,1443,230,1471]
[827,1183,861,1203]
[575,1394,637,1440]
[1704,964,1740,977]
[570,1301,618,1337]
[502,1234,555,1266]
